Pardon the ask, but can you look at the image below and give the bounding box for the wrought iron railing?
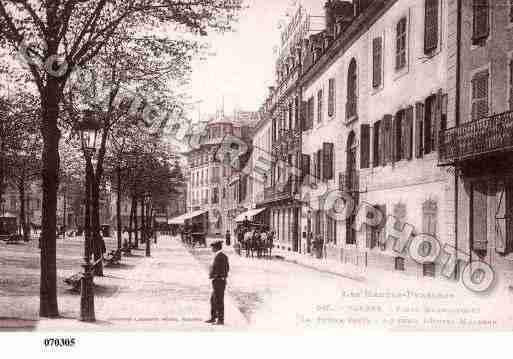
[439,110,513,163]
[263,178,294,202]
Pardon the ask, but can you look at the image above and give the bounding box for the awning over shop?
[0,212,17,218]
[234,208,266,223]
[168,210,208,225]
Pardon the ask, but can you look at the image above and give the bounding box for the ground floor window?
[395,257,405,271]
[423,262,436,277]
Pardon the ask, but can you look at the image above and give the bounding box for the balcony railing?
[339,171,359,193]
[272,128,301,153]
[439,111,513,164]
[263,178,294,203]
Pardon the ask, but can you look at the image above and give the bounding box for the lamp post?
[78,110,100,322]
[144,192,152,257]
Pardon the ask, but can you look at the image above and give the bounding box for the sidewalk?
[36,237,247,331]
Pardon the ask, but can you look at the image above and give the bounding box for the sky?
[185,0,325,122]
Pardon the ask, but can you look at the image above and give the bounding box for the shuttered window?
[317,89,323,123]
[316,149,322,181]
[471,182,488,254]
[383,115,393,165]
[311,154,317,184]
[322,142,334,180]
[373,204,387,250]
[396,17,407,70]
[471,70,489,121]
[422,200,438,237]
[424,0,439,53]
[301,154,310,183]
[395,257,405,271]
[472,0,489,45]
[372,37,383,88]
[328,78,335,117]
[415,102,425,158]
[404,106,414,160]
[300,101,307,131]
[496,182,513,255]
[424,95,437,155]
[394,110,404,161]
[346,58,358,119]
[373,120,381,167]
[307,97,315,130]
[360,124,371,169]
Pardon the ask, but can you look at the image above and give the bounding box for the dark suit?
[209,251,229,322]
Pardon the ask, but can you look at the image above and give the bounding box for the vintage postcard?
[0,0,512,350]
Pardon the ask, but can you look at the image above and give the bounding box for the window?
[372,37,383,88]
[422,199,438,237]
[346,58,358,119]
[424,95,437,154]
[424,0,439,53]
[322,142,334,180]
[288,102,293,130]
[472,0,489,45]
[360,124,370,169]
[403,106,414,160]
[495,182,513,255]
[316,149,322,181]
[395,257,405,271]
[415,102,425,158]
[212,187,219,204]
[328,78,335,117]
[307,97,314,130]
[423,262,436,277]
[327,215,337,245]
[396,17,407,70]
[510,0,513,23]
[373,120,381,167]
[471,182,488,257]
[294,97,299,129]
[301,154,311,183]
[471,69,489,121]
[317,89,323,123]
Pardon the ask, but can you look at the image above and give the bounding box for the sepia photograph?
[0,0,512,354]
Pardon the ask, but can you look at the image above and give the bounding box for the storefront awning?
[168,210,208,225]
[235,208,266,223]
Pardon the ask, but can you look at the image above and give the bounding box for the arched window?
[346,58,357,120]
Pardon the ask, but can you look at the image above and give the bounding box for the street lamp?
[144,192,152,257]
[78,110,101,323]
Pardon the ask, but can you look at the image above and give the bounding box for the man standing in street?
[206,240,229,325]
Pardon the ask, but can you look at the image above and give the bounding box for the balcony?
[261,178,297,204]
[439,111,513,165]
[272,128,301,154]
[338,171,359,193]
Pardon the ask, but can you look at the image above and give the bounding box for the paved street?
[2,235,513,331]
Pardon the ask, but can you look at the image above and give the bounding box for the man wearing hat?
[206,240,229,325]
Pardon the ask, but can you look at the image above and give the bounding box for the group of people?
[233,224,275,258]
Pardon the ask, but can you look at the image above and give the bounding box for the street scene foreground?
[2,235,513,331]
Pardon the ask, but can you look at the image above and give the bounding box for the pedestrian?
[205,240,229,325]
[225,229,231,246]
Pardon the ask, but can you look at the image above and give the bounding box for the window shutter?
[300,101,307,131]
[317,89,323,123]
[496,183,507,254]
[434,89,443,151]
[424,0,439,53]
[328,78,335,117]
[373,121,381,167]
[301,154,310,183]
[472,182,488,252]
[473,0,489,45]
[346,59,358,119]
[415,102,425,158]
[372,37,382,88]
[391,115,398,163]
[383,115,393,164]
[396,18,407,70]
[360,124,370,169]
[322,142,334,180]
[379,118,387,165]
[316,149,322,181]
[405,106,414,160]
[471,70,489,121]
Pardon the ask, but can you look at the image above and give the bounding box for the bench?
[63,257,103,292]
[104,249,122,266]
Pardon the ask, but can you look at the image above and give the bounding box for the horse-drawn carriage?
[236,221,273,258]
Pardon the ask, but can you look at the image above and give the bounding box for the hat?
[210,240,223,249]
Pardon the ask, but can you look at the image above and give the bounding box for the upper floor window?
[317,89,323,123]
[346,58,357,119]
[307,96,314,130]
[328,78,335,117]
[471,69,489,121]
[510,0,513,23]
[472,0,489,46]
[424,0,439,53]
[396,17,407,70]
[372,37,383,89]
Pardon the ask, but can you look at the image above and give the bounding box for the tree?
[0,0,242,317]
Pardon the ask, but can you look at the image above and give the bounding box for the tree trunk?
[116,165,122,250]
[141,199,146,244]
[91,175,103,276]
[133,196,139,248]
[18,177,29,242]
[128,196,134,247]
[39,80,61,318]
